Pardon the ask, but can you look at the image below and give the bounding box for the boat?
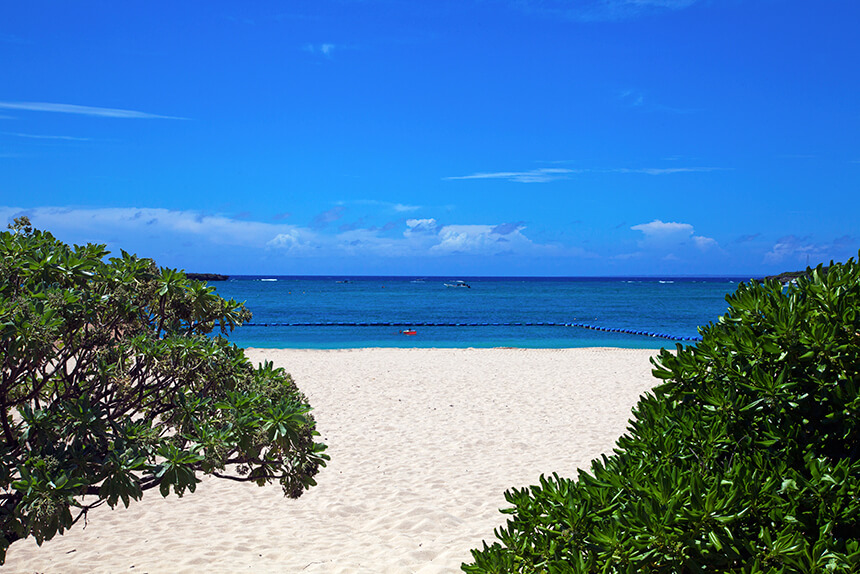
[444,280,471,288]
[400,329,417,336]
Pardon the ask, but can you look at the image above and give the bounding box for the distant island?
[763,266,829,284]
[186,273,229,281]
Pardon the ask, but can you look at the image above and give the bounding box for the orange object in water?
[401,329,417,336]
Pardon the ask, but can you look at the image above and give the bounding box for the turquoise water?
[210,276,745,349]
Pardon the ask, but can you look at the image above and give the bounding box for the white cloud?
[2,206,565,263]
[404,218,438,236]
[510,0,702,22]
[763,235,858,267]
[433,225,500,253]
[444,168,575,183]
[266,230,313,253]
[615,167,722,175]
[631,219,694,236]
[447,165,725,183]
[431,224,535,255]
[393,203,420,212]
[764,236,824,263]
[1,207,304,249]
[3,132,91,141]
[693,235,718,250]
[631,219,717,252]
[0,101,186,120]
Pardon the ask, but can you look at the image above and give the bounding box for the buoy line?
[239,322,701,342]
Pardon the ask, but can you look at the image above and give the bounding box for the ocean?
[209,276,747,349]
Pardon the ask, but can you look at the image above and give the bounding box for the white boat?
[444,280,471,288]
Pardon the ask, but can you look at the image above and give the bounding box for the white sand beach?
[4,347,661,573]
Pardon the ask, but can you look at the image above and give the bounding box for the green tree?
[0,218,328,563]
[464,256,860,573]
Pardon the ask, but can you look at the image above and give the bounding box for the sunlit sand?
[4,347,659,573]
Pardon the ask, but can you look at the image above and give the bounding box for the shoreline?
[4,347,660,573]
[246,344,669,351]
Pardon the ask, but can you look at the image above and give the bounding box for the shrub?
[463,255,860,573]
[0,219,328,563]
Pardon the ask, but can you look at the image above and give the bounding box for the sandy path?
[3,347,660,573]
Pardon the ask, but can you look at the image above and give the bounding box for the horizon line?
[190,273,760,280]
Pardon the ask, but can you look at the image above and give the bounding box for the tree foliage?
[464,255,860,573]
[0,218,328,563]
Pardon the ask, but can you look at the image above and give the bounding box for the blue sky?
[1,0,858,276]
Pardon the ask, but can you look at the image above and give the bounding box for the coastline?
[4,347,661,573]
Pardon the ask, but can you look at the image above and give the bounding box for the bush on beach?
[463,255,860,572]
[0,219,328,563]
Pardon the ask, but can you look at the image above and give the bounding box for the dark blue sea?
[210,276,746,349]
